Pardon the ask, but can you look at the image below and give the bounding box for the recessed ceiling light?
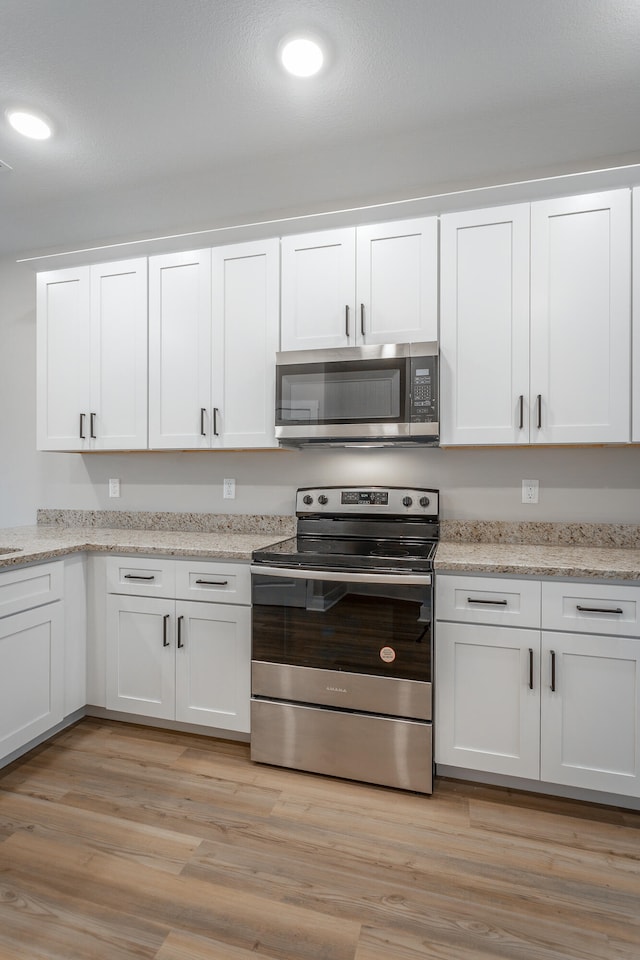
[7,110,52,140]
[280,36,324,77]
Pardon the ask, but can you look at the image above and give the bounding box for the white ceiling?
[2,0,640,260]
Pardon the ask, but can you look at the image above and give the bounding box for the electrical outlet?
[223,478,236,499]
[522,479,539,504]
[108,478,121,498]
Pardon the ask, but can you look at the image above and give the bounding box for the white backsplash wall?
[30,444,640,524]
[2,256,640,528]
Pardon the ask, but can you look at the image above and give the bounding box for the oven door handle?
[250,564,431,586]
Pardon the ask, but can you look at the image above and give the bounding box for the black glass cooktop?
[252,536,437,573]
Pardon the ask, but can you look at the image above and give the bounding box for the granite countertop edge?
[434,543,640,582]
[1,520,639,582]
[0,526,293,569]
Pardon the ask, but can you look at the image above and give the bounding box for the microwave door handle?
[250,565,431,586]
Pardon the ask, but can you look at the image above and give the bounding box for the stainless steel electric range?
[250,485,439,794]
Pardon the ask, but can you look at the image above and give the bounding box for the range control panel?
[296,486,439,517]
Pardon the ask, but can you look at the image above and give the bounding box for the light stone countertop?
[0,524,293,569]
[1,513,639,582]
[435,542,640,581]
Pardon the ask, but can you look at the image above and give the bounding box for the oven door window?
[252,574,431,682]
[276,358,406,425]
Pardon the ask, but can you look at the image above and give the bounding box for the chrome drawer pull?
[124,574,156,581]
[467,597,508,606]
[576,605,623,615]
[195,579,228,586]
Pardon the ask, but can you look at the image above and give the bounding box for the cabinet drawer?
[0,561,64,619]
[174,560,250,605]
[436,574,541,627]
[106,557,176,597]
[542,581,640,637]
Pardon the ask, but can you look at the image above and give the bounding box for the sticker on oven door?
[379,646,396,663]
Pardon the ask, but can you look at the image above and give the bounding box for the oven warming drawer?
[252,660,431,720]
[251,698,432,794]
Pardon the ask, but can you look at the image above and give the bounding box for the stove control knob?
[402,496,413,507]
[419,496,430,508]
[302,495,314,505]
[318,494,328,505]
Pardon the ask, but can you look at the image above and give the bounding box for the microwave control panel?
[410,357,438,422]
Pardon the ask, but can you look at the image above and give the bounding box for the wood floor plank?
[469,797,640,859]
[3,830,361,960]
[1,718,639,960]
[0,791,202,874]
[0,875,168,960]
[154,928,294,960]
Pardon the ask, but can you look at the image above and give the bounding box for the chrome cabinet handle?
[124,574,155,581]
[360,303,365,337]
[213,407,220,436]
[177,615,184,648]
[518,395,524,430]
[163,614,170,647]
[345,305,350,338]
[200,407,207,437]
[536,394,542,429]
[550,650,556,692]
[90,412,97,438]
[576,605,623,615]
[79,413,86,439]
[195,579,228,586]
[466,597,508,606]
[528,648,534,690]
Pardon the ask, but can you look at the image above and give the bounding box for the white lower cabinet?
[105,557,251,733]
[540,631,640,797]
[436,573,640,799]
[0,601,65,760]
[435,621,540,779]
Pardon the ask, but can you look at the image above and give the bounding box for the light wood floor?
[0,719,638,960]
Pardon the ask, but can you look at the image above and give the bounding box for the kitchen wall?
[2,255,639,529]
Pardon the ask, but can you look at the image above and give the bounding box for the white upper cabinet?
[440,189,631,445]
[530,190,631,444]
[149,241,280,450]
[211,239,280,448]
[37,259,148,451]
[148,249,213,449]
[632,188,640,443]
[89,261,148,449]
[280,228,356,351]
[440,204,530,445]
[37,266,91,450]
[355,218,438,345]
[280,218,438,351]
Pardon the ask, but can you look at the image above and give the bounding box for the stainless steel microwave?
[275,342,439,448]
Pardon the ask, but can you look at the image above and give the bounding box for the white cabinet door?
[90,259,148,449]
[540,632,640,797]
[632,188,640,443]
[175,600,251,732]
[0,602,64,759]
[436,621,540,778]
[356,217,438,345]
[211,239,280,448]
[105,594,175,719]
[36,266,92,450]
[148,250,212,449]
[440,204,530,445]
[530,189,631,444]
[280,228,356,351]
